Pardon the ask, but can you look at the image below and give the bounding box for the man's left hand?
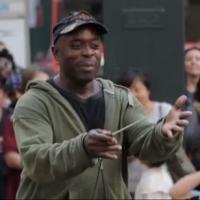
[161,95,192,138]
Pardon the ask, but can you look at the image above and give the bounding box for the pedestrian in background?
[3,68,50,200]
[184,78,200,171]
[0,47,17,84]
[118,68,172,122]
[184,47,200,104]
[0,43,21,200]
[0,79,11,200]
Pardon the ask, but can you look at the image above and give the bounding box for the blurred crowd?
[0,41,55,199]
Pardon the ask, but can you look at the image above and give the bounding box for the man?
[13,10,192,199]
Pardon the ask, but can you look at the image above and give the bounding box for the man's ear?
[51,45,59,61]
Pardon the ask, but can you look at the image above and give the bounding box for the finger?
[101,129,112,135]
[174,95,188,110]
[98,150,122,159]
[98,152,118,160]
[89,132,116,144]
[89,145,122,153]
[172,125,184,133]
[105,144,122,151]
[96,129,112,136]
[176,119,189,127]
[106,150,122,155]
[179,111,192,119]
[163,130,174,139]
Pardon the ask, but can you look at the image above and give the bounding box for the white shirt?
[128,101,172,193]
[146,102,172,123]
[134,164,174,199]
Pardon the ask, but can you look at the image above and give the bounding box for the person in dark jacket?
[184,78,200,171]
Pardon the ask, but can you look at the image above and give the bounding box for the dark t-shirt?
[47,79,105,131]
[184,89,194,105]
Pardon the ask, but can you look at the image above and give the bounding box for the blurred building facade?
[0,0,30,68]
[185,0,200,48]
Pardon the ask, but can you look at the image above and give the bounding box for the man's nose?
[82,45,94,56]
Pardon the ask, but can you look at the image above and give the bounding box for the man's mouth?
[80,66,94,72]
[79,63,96,71]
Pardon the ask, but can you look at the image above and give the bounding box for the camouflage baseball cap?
[52,10,108,45]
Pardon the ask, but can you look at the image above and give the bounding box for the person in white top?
[135,161,173,199]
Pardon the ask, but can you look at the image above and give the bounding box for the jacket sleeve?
[123,92,183,162]
[13,96,95,184]
[166,147,196,182]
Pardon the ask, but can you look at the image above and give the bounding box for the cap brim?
[60,21,108,35]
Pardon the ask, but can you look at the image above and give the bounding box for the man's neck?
[53,74,101,99]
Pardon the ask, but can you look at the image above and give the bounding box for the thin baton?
[112,121,136,136]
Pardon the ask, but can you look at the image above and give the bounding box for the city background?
[0,0,200,103]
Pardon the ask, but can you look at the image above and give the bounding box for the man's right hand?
[83,129,122,160]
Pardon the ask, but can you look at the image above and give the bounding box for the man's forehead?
[60,27,103,41]
[68,25,103,37]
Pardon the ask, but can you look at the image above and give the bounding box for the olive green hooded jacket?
[13,78,182,199]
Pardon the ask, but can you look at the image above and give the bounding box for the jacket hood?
[26,78,117,96]
[26,80,58,94]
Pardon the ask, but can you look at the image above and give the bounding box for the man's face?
[53,26,104,84]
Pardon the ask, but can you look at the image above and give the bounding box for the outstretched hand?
[161,95,192,138]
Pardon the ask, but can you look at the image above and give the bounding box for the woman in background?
[184,78,200,171]
[184,47,200,104]
[118,68,171,122]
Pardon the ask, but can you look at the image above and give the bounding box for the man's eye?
[71,42,81,49]
[91,42,100,49]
